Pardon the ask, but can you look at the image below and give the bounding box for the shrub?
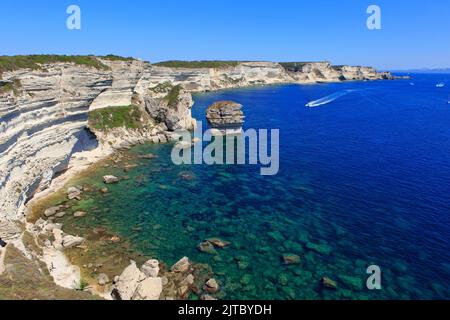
[164,85,182,108]
[88,105,143,130]
[154,60,241,69]
[0,55,110,78]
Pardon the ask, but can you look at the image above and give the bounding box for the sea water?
[64,74,450,299]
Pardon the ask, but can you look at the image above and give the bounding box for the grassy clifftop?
[88,105,144,130]
[0,55,138,78]
[154,60,241,69]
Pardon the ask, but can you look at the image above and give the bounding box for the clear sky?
[0,0,449,70]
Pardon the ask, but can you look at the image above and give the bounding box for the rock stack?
[206,101,245,134]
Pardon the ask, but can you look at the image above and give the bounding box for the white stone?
[113,261,146,300]
[141,259,159,278]
[132,277,163,300]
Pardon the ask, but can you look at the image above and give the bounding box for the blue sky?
[0,0,449,69]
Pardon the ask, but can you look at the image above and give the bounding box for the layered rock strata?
[0,56,393,299]
[206,101,245,134]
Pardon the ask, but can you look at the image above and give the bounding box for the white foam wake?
[305,90,355,108]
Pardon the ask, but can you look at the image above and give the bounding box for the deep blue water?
[67,74,450,299]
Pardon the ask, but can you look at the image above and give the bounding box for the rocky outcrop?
[0,59,194,222]
[206,101,245,133]
[112,260,163,300]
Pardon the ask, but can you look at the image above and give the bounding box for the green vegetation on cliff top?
[154,60,241,69]
[88,105,143,130]
[164,85,182,108]
[99,54,136,62]
[0,55,111,75]
[0,55,139,78]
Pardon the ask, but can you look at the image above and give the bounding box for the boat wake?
[305,90,356,108]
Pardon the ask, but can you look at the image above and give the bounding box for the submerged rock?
[73,211,87,218]
[103,175,119,184]
[197,241,217,254]
[278,273,289,286]
[321,277,337,289]
[139,154,158,159]
[338,275,364,291]
[206,238,231,248]
[67,187,82,200]
[282,253,301,265]
[306,242,332,255]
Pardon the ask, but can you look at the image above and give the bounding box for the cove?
[56,77,450,300]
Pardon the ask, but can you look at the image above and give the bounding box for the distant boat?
[436,82,445,88]
[409,82,415,86]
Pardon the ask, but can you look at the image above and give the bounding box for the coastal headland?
[0,55,394,299]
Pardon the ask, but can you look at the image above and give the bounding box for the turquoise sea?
[67,74,450,299]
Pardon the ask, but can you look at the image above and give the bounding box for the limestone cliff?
[0,56,392,225]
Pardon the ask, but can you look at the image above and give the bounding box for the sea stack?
[206,101,245,135]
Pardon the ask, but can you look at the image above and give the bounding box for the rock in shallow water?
[206,238,231,248]
[67,186,82,200]
[44,206,61,217]
[171,257,190,273]
[197,241,217,254]
[282,253,301,265]
[73,211,87,218]
[204,278,220,293]
[321,277,337,289]
[103,175,119,184]
[62,235,85,248]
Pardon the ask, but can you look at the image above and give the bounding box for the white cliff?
[0,56,393,298]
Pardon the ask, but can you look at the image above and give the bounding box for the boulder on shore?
[98,273,110,286]
[67,187,82,200]
[141,259,160,278]
[132,277,163,300]
[171,257,190,273]
[62,235,85,248]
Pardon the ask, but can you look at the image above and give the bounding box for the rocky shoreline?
[0,56,396,299]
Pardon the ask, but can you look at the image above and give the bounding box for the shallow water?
[64,75,450,299]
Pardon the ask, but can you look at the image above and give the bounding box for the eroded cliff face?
[0,59,195,223]
[0,58,392,224]
[0,64,112,223]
